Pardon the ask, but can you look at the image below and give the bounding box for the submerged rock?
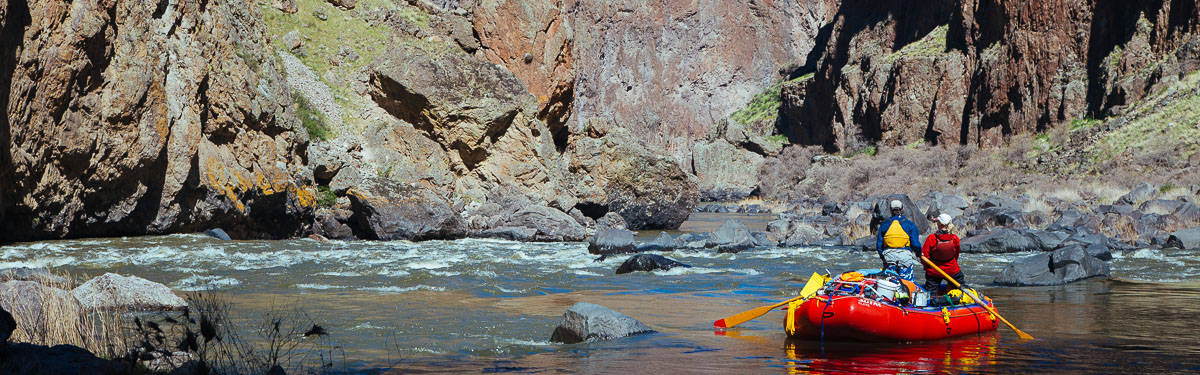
[615,254,690,274]
[72,273,187,311]
[994,246,1110,286]
[204,228,232,241]
[589,228,637,255]
[549,302,654,344]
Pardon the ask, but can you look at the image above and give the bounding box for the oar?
[920,256,1034,340]
[714,272,828,328]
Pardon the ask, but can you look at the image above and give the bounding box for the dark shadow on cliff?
[779,0,957,153]
[0,0,31,243]
[1086,0,1171,117]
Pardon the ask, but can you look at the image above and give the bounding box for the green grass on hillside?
[295,92,333,141]
[730,73,813,126]
[1091,69,1200,164]
[884,24,949,64]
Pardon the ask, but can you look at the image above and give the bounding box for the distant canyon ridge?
[0,0,1197,241]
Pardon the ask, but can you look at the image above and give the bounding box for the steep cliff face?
[0,0,315,241]
[782,0,1200,151]
[566,0,838,161]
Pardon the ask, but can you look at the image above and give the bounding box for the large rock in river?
[588,227,636,255]
[713,220,756,253]
[567,127,699,230]
[1166,227,1200,249]
[346,177,464,241]
[960,229,1044,253]
[71,273,187,311]
[506,205,588,242]
[549,302,654,344]
[994,246,1110,286]
[615,254,690,275]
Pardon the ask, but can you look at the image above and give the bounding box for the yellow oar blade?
[714,273,828,328]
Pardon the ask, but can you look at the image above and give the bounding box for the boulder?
[1118,182,1157,205]
[780,222,823,247]
[313,208,355,240]
[751,231,779,248]
[960,229,1042,253]
[926,192,969,219]
[1098,204,1136,216]
[325,0,355,9]
[1172,202,1200,224]
[1084,243,1114,261]
[272,0,298,13]
[635,232,676,252]
[870,194,929,236]
[615,254,691,274]
[1024,230,1069,251]
[71,274,187,311]
[588,228,636,255]
[480,226,537,242]
[972,207,1027,230]
[979,194,1022,211]
[203,228,232,241]
[507,206,588,242]
[1140,199,1186,216]
[0,281,81,334]
[595,212,628,230]
[0,268,72,287]
[549,303,654,344]
[766,219,790,242]
[1166,227,1200,249]
[712,220,756,252]
[566,128,700,230]
[346,177,464,241]
[674,232,715,249]
[994,246,1110,286]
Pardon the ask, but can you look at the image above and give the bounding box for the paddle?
[714,272,828,328]
[920,256,1034,340]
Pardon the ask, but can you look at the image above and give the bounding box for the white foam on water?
[175,275,241,291]
[379,269,411,277]
[361,285,446,293]
[295,283,343,290]
[571,270,601,276]
[351,322,388,331]
[428,270,461,277]
[316,271,363,277]
[0,256,77,269]
[495,285,523,293]
[472,270,497,278]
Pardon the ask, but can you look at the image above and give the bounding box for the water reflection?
[783,335,999,374]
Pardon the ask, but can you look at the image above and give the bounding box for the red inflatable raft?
[787,295,999,341]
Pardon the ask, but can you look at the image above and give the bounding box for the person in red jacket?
[922,214,964,294]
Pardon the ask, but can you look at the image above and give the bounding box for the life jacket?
[929,233,958,262]
[882,219,910,248]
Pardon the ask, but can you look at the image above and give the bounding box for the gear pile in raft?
[785,269,999,341]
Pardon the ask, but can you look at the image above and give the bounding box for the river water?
[3,213,1200,373]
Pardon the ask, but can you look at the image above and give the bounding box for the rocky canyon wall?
[0,0,315,241]
[781,0,1200,152]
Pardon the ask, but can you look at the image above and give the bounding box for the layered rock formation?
[781,0,1200,151]
[0,0,315,241]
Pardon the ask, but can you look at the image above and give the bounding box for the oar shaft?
[920,256,1034,339]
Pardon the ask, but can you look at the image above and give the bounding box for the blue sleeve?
[876,221,887,254]
[904,220,922,251]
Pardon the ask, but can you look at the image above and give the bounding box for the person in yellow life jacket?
[876,200,922,281]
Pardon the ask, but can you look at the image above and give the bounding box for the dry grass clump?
[2,270,129,359]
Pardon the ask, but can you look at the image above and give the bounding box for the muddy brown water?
[2,212,1199,373]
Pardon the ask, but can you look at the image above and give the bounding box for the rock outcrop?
[345,177,464,241]
[994,245,1111,286]
[0,0,315,242]
[549,302,654,344]
[71,273,187,311]
[780,0,1200,151]
[615,254,690,275]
